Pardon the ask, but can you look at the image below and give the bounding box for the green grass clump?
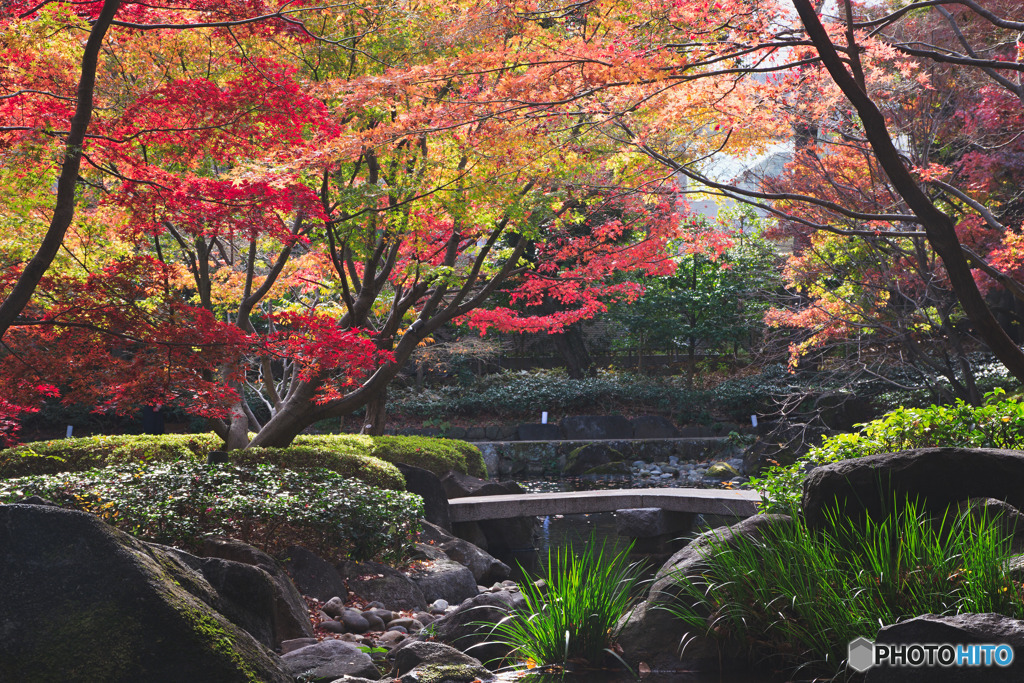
[752,388,1024,513]
[665,499,1024,680]
[487,535,646,670]
[0,461,423,563]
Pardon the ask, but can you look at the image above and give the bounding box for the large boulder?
[198,535,315,644]
[390,641,487,677]
[516,423,562,441]
[560,415,634,440]
[0,503,290,682]
[430,589,527,666]
[867,613,1024,682]
[337,559,427,611]
[407,557,479,605]
[802,448,1024,528]
[616,514,792,671]
[440,471,523,499]
[397,464,451,531]
[419,521,511,585]
[563,443,623,477]
[159,547,289,650]
[280,639,381,681]
[282,545,349,603]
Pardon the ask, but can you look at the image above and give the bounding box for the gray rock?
[516,423,563,441]
[198,535,315,642]
[466,427,487,441]
[397,464,451,531]
[323,596,347,618]
[867,613,1024,682]
[615,508,695,538]
[341,612,371,634]
[803,448,1024,529]
[365,608,394,624]
[320,619,346,634]
[365,614,386,631]
[283,545,349,603]
[387,617,424,632]
[282,637,318,654]
[617,514,792,671]
[563,443,622,476]
[430,590,527,665]
[392,641,489,678]
[0,503,290,682]
[408,558,478,606]
[560,415,634,440]
[419,521,511,586]
[337,559,426,611]
[440,471,523,499]
[431,599,450,612]
[631,415,681,439]
[281,639,381,681]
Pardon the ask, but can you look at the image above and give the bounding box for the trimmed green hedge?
[0,433,220,479]
[369,435,487,478]
[0,461,423,563]
[1,432,484,483]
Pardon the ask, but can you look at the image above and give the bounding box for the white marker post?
[65,425,73,438]
[541,411,548,425]
[751,415,758,428]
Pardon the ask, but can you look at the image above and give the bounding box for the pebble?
[340,612,370,634]
[319,619,345,634]
[386,625,408,634]
[365,608,394,624]
[378,630,406,647]
[322,596,346,618]
[365,614,386,631]
[430,599,448,613]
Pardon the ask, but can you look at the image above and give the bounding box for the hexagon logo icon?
[848,637,875,672]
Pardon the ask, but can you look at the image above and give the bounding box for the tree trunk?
[364,387,388,436]
[0,0,122,339]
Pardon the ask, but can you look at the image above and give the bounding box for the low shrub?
[751,388,1024,513]
[236,444,404,490]
[486,534,646,669]
[0,461,423,563]
[367,435,487,477]
[665,500,1024,680]
[0,433,221,479]
[2,432,485,484]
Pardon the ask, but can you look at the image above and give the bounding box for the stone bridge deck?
[448,487,761,522]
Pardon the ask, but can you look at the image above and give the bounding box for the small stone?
[280,637,318,655]
[632,460,646,468]
[365,615,386,631]
[412,612,434,625]
[378,630,406,647]
[339,632,360,643]
[364,608,394,624]
[501,580,517,587]
[366,601,386,609]
[322,596,346,618]
[668,456,679,465]
[660,473,673,479]
[341,612,370,634]
[319,619,346,634]
[477,585,488,592]
[430,598,449,612]
[387,625,409,634]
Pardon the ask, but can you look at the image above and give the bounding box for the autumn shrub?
[0,462,423,563]
[751,388,1024,513]
[665,500,1024,680]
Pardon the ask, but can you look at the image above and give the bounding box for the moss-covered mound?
[1,432,485,484]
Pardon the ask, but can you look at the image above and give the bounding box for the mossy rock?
[406,662,492,683]
[581,461,632,476]
[564,443,624,477]
[705,461,739,479]
[0,503,290,682]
